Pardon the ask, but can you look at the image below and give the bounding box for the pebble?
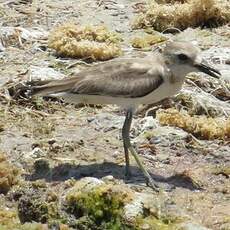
[102,175,114,182]
[177,222,212,230]
[149,136,161,144]
[25,147,46,159]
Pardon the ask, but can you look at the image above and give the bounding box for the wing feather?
[71,60,164,98]
[30,57,165,98]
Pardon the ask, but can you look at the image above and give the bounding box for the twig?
[66,60,93,69]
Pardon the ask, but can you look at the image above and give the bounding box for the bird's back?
[30,54,167,99]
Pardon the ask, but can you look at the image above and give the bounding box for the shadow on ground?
[25,161,201,191]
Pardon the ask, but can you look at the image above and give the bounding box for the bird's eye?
[177,54,189,61]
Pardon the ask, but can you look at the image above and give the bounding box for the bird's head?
[162,41,221,79]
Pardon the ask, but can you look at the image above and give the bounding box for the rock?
[123,193,146,223]
[102,175,115,182]
[25,147,46,159]
[156,153,170,162]
[134,123,188,145]
[29,66,65,81]
[149,136,161,144]
[198,46,230,82]
[0,41,5,52]
[48,139,56,145]
[177,222,212,230]
[89,113,124,131]
[68,177,105,194]
[152,126,188,139]
[0,27,48,48]
[138,116,158,132]
[17,27,48,41]
[141,223,151,230]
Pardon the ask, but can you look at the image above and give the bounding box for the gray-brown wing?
[71,61,164,98]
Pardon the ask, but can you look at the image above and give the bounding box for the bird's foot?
[125,166,132,179]
[146,177,160,192]
[146,178,175,192]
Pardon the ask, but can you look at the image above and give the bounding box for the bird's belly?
[53,81,183,106]
[141,81,183,104]
[54,93,142,106]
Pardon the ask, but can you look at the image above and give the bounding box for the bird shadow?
[25,161,201,191]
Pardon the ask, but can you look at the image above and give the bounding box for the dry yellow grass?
[133,0,230,31]
[156,108,230,139]
[48,23,122,61]
[0,152,20,194]
[131,33,167,49]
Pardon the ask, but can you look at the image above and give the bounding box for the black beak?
[195,60,221,79]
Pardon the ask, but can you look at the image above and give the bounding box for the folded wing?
[31,58,165,98]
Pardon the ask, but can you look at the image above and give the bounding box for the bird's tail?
[27,80,55,96]
[9,77,81,99]
[28,80,69,96]
[31,76,84,96]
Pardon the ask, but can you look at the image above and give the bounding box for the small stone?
[139,117,158,131]
[30,66,65,81]
[68,177,105,194]
[103,126,116,132]
[102,175,114,182]
[141,223,151,230]
[26,147,46,159]
[77,139,84,146]
[112,150,120,158]
[48,139,56,145]
[123,194,152,223]
[177,222,211,230]
[149,136,161,144]
[156,153,169,162]
[87,117,95,123]
[31,142,40,149]
[51,142,61,150]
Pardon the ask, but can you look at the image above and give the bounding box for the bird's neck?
[164,58,188,83]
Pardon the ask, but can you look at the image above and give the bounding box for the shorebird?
[29,41,221,190]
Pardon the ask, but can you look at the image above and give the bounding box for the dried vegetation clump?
[66,182,133,229]
[18,187,60,224]
[131,33,167,49]
[133,0,230,31]
[48,23,122,61]
[212,165,230,178]
[0,152,20,194]
[156,108,230,140]
[0,209,69,230]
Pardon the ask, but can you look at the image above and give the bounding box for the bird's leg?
[122,110,132,178]
[122,109,159,191]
